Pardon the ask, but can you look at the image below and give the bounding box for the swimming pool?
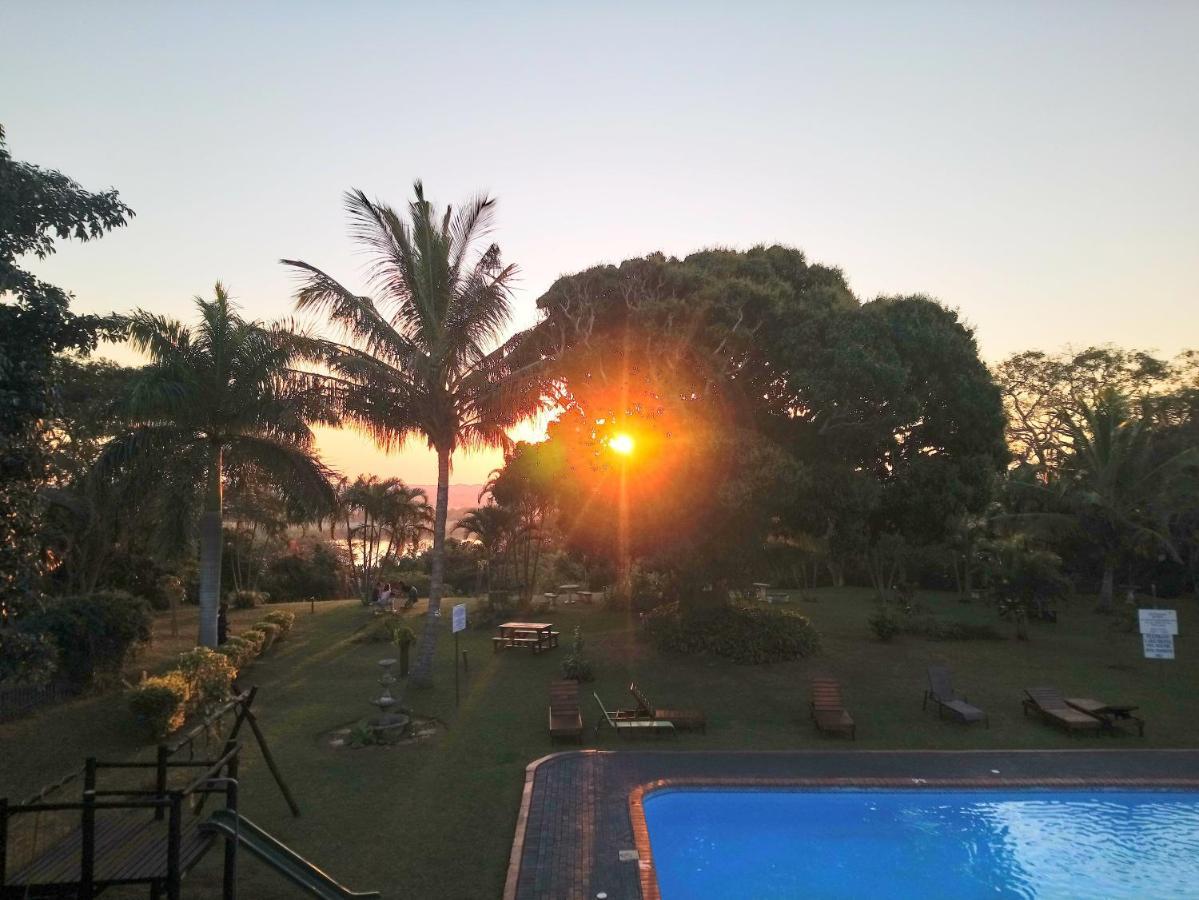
[641,788,1199,899]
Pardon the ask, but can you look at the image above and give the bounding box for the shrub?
[868,608,902,642]
[645,602,821,664]
[175,647,237,713]
[128,673,190,740]
[230,590,269,610]
[237,629,266,656]
[354,616,414,645]
[263,610,295,637]
[560,626,594,682]
[905,616,1003,641]
[251,622,281,651]
[30,591,152,685]
[216,641,250,669]
[0,630,59,684]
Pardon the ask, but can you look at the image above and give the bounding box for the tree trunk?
[1097,559,1116,612]
[411,446,450,686]
[197,446,223,648]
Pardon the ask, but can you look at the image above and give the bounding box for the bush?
[175,647,237,713]
[236,629,265,656]
[560,626,594,682]
[128,673,190,740]
[230,590,269,610]
[261,541,346,601]
[216,641,251,669]
[906,616,1003,641]
[0,630,59,684]
[645,602,821,664]
[263,610,296,637]
[868,608,902,642]
[30,591,152,685]
[251,622,281,651]
[354,616,414,645]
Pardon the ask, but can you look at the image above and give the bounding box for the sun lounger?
[629,682,706,732]
[548,681,584,743]
[1065,697,1145,737]
[1023,686,1102,734]
[923,665,988,726]
[810,677,855,740]
[593,693,675,739]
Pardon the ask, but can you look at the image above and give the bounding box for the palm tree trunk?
[1097,559,1116,612]
[412,446,450,685]
[197,445,223,647]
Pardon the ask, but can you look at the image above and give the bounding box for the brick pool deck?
[503,749,1199,900]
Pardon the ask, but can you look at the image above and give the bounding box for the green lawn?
[2,590,1196,898]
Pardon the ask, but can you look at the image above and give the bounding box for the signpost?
[452,603,467,705]
[1139,608,1178,661]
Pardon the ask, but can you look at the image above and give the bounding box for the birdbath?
[370,658,410,737]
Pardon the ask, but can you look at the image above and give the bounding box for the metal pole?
[454,633,460,706]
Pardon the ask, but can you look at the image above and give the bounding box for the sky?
[3,1,1196,484]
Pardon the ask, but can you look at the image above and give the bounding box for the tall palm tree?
[281,184,548,684]
[1061,390,1197,610]
[101,284,336,646]
[456,504,513,591]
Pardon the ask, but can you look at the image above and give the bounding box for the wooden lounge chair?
[923,665,988,727]
[629,682,706,732]
[548,680,584,743]
[593,693,675,739]
[1023,687,1102,734]
[810,677,855,740]
[1064,697,1145,737]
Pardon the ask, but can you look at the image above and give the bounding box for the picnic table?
[493,621,560,654]
[1065,697,1145,736]
[557,584,581,603]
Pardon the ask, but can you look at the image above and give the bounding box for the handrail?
[166,690,251,755]
[5,798,170,814]
[20,764,86,807]
[180,743,241,796]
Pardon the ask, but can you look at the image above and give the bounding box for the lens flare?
[609,433,635,455]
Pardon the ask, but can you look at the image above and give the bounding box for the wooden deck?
[4,813,213,896]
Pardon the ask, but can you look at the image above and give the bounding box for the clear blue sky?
[3,1,1196,482]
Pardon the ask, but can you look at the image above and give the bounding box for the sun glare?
[609,433,635,456]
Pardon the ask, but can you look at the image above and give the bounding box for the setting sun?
[609,433,635,455]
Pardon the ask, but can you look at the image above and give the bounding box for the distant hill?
[412,484,487,509]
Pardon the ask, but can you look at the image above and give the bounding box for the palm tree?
[1061,390,1197,610]
[456,504,513,591]
[101,284,336,646]
[281,184,547,684]
[335,475,429,599]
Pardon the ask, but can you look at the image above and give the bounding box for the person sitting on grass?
[378,582,393,611]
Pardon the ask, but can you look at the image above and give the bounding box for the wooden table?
[1066,698,1145,736]
[557,584,581,603]
[493,622,559,653]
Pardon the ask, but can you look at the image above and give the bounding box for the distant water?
[643,789,1199,899]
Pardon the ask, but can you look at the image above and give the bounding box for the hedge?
[644,602,821,664]
[128,673,190,740]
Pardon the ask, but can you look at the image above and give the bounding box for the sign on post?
[1143,633,1175,660]
[1139,608,1178,660]
[452,603,467,634]
[1138,609,1178,635]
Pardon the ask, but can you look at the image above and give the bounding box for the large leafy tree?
[102,284,336,646]
[0,124,133,615]
[281,184,547,685]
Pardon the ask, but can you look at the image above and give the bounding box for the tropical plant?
[280,183,548,684]
[333,475,429,600]
[1059,390,1198,610]
[100,285,336,646]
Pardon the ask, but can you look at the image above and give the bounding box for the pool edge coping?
[627,775,1199,900]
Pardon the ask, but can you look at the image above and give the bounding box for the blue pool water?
[643,789,1199,899]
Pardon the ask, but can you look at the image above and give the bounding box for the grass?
[2,589,1197,898]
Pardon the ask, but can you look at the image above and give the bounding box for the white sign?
[1139,609,1178,636]
[1143,632,1175,660]
[452,603,467,634]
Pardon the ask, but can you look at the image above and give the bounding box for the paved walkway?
[505,749,1199,900]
